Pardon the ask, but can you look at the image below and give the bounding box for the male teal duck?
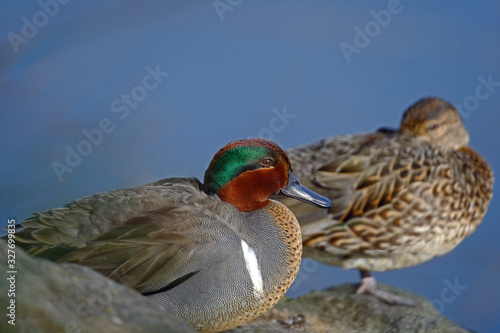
[13,138,331,332]
[280,97,493,306]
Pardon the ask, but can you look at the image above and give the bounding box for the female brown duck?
[14,138,331,332]
[281,97,493,305]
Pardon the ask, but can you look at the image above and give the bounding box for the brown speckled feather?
[281,97,493,272]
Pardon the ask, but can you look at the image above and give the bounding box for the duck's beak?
[280,172,332,208]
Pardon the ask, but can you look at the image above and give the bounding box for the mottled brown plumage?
[280,97,493,304]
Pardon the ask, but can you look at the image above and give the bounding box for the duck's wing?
[13,178,203,258]
[57,202,231,294]
[285,133,439,255]
[13,177,238,293]
[283,133,398,223]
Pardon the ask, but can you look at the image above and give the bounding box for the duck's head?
[400,97,469,150]
[204,138,331,212]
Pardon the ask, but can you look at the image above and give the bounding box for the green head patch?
[204,145,274,194]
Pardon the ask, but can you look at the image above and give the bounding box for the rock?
[0,242,195,333]
[0,241,468,333]
[227,284,469,333]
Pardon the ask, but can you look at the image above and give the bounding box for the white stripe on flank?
[240,239,264,297]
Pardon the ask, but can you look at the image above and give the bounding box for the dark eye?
[427,123,438,131]
[259,157,275,167]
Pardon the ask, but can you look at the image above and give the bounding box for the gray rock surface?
[0,241,196,333]
[227,284,470,333]
[1,241,469,333]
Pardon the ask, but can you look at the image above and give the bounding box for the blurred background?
[1,1,499,331]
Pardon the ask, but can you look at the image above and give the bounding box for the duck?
[13,138,331,332]
[279,97,493,306]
